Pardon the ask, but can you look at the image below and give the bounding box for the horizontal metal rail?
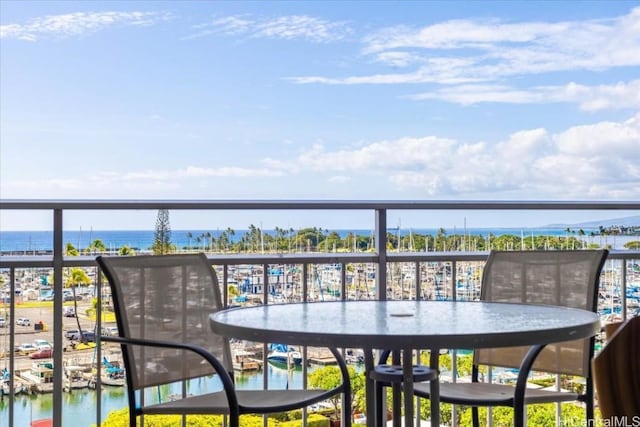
[1,199,639,427]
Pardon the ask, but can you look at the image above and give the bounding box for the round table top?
[210,300,601,350]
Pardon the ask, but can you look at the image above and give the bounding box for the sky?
[1,1,639,231]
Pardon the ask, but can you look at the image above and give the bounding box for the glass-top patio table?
[210,300,601,427]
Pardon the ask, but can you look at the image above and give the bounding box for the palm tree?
[579,229,586,249]
[118,245,135,256]
[226,227,236,249]
[205,231,212,252]
[87,239,107,255]
[186,232,193,252]
[436,228,447,251]
[65,267,91,342]
[64,242,79,256]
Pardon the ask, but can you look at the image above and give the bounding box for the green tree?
[87,239,107,254]
[228,284,239,302]
[625,240,640,250]
[151,209,174,255]
[456,402,588,426]
[64,242,79,256]
[98,408,280,427]
[308,365,363,422]
[118,245,135,255]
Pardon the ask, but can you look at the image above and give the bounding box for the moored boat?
[267,344,302,367]
[233,351,262,372]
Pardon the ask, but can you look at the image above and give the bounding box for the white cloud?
[292,7,640,85]
[186,14,352,42]
[409,84,543,105]
[113,166,285,181]
[1,165,285,199]
[292,138,458,173]
[409,80,640,111]
[551,113,640,165]
[328,176,352,184]
[372,51,422,68]
[283,114,640,198]
[3,116,638,200]
[0,11,171,41]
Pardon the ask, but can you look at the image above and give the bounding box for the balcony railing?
[1,199,639,427]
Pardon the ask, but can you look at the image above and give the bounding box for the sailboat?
[267,344,302,367]
[100,357,125,386]
[1,367,27,396]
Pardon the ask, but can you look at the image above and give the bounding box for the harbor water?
[1,363,307,427]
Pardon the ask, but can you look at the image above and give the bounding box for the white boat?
[1,368,28,396]
[100,356,125,386]
[63,366,89,392]
[267,344,302,367]
[20,361,54,393]
[100,371,125,387]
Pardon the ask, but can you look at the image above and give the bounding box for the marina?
[0,359,334,427]
[1,222,639,426]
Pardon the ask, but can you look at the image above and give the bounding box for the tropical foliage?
[176,226,628,254]
[97,408,329,426]
[308,365,366,419]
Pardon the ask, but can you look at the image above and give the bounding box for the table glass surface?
[210,300,600,350]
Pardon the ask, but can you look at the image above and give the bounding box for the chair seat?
[370,364,438,384]
[413,381,580,406]
[142,389,339,415]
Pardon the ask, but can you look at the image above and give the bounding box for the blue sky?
[1,1,639,230]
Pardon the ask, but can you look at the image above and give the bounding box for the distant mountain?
[545,215,640,228]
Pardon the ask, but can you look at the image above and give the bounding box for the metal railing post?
[375,209,387,301]
[7,267,16,427]
[52,208,63,426]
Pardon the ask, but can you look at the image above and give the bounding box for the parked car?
[16,343,37,355]
[30,347,53,359]
[33,339,52,350]
[101,326,119,337]
[16,317,31,326]
[64,329,80,339]
[63,307,76,317]
[67,331,96,342]
[63,291,82,301]
[0,317,6,328]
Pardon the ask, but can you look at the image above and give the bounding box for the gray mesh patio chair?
[413,249,608,427]
[97,253,351,427]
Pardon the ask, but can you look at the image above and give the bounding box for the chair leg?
[375,382,384,427]
[585,377,594,423]
[514,404,525,427]
[472,407,480,427]
[392,383,401,427]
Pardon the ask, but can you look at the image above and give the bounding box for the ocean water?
[1,227,627,253]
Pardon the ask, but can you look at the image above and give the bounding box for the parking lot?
[0,301,118,370]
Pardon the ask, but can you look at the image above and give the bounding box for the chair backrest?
[97,253,233,390]
[593,316,640,418]
[475,250,608,377]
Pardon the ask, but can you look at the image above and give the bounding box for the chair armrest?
[327,347,352,423]
[100,335,239,414]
